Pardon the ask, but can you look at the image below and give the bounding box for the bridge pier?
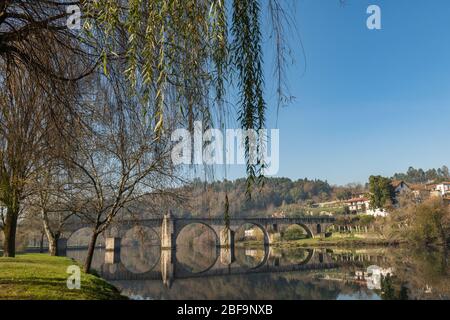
[105,237,121,264]
[105,237,121,251]
[105,250,121,264]
[219,228,235,248]
[161,248,174,287]
[161,211,175,249]
[219,246,235,265]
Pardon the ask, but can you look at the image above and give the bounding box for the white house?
[365,265,394,290]
[365,207,388,217]
[345,197,388,216]
[346,197,369,214]
[434,182,450,196]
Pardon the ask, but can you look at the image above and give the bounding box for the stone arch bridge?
[58,213,335,258]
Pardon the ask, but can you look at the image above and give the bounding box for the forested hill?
[392,166,450,184]
[175,177,362,218]
[172,165,450,218]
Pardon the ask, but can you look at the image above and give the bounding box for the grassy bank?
[238,233,403,249]
[0,254,126,300]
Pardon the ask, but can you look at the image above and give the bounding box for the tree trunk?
[41,210,61,256]
[47,235,58,256]
[84,231,99,273]
[3,207,19,257]
[39,231,45,253]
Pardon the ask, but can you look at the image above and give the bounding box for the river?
[66,244,449,300]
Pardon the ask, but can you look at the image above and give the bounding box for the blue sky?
[218,0,450,185]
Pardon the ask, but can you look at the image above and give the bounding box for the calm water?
[67,244,450,300]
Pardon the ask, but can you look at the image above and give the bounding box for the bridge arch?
[233,222,270,247]
[234,246,271,270]
[273,222,314,240]
[291,223,314,239]
[120,226,161,274]
[174,222,220,274]
[174,221,220,248]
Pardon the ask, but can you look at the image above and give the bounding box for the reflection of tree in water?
[109,247,449,300]
[120,226,160,274]
[379,274,409,300]
[383,247,449,299]
[276,248,311,265]
[176,224,217,273]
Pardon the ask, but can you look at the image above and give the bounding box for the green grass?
[0,254,127,300]
[237,232,402,249]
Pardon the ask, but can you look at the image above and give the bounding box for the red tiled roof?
[391,180,409,188]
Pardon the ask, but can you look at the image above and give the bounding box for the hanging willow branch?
[231,0,266,197]
[79,0,294,196]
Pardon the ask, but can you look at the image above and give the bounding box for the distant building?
[346,197,369,214]
[391,180,410,195]
[365,207,388,217]
[409,184,431,201]
[434,182,450,196]
[271,211,286,218]
[245,249,259,257]
[365,265,394,290]
[244,229,255,237]
[345,197,387,217]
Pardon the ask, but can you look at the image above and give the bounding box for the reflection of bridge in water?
[99,248,335,287]
[91,247,387,288]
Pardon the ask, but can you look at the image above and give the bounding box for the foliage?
[387,198,450,245]
[392,165,450,184]
[358,215,375,226]
[80,0,299,195]
[336,190,352,200]
[179,177,334,217]
[282,225,307,241]
[368,176,396,210]
[379,274,409,300]
[408,199,449,245]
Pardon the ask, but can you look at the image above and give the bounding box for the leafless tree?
[65,73,181,272]
[24,163,80,256]
[0,1,96,257]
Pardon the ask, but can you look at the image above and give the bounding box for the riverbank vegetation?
[237,232,399,249]
[0,254,126,300]
[385,198,450,246]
